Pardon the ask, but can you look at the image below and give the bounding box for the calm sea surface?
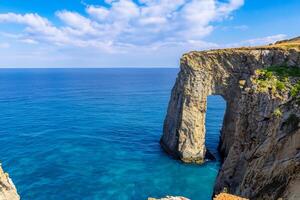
[0,68,225,200]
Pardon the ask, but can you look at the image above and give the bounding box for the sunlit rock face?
[0,165,20,200]
[161,38,300,199]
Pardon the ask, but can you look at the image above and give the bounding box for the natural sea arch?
[160,43,300,198]
[160,50,255,163]
[160,48,299,163]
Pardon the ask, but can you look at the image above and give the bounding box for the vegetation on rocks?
[261,66,300,77]
[273,108,282,118]
[252,66,300,98]
[291,80,300,97]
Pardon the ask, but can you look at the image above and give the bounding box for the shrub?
[291,81,300,97]
[273,108,282,118]
[264,66,300,77]
[253,66,300,96]
[276,81,286,91]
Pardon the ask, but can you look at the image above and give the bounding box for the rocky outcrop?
[0,165,20,200]
[213,193,248,200]
[161,38,300,199]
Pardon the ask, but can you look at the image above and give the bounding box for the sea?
[0,68,226,200]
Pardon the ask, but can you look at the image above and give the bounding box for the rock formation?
[161,37,300,199]
[213,193,248,200]
[0,165,20,200]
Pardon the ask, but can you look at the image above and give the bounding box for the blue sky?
[0,0,299,68]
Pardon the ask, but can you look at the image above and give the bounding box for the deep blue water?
[0,69,225,200]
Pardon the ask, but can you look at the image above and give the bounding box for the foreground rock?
[0,165,20,200]
[214,193,248,200]
[161,37,300,199]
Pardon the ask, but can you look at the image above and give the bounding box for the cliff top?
[269,36,300,50]
[186,36,300,56]
[225,36,300,51]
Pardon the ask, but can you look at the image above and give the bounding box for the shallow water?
[0,68,225,200]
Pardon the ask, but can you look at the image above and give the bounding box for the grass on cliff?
[291,81,300,97]
[262,66,300,77]
[253,66,300,97]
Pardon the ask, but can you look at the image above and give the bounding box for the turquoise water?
[0,69,225,200]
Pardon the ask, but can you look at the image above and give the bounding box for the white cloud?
[20,38,39,44]
[217,0,244,17]
[0,12,51,28]
[0,0,244,53]
[229,34,287,47]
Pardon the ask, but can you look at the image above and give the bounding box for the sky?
[0,0,299,68]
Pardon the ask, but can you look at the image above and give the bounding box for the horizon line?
[0,66,179,69]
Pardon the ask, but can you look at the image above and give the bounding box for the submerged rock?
[0,165,20,200]
[161,37,300,199]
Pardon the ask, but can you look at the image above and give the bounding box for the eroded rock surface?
[0,165,20,200]
[161,38,300,199]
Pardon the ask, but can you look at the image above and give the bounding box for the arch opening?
[205,95,226,160]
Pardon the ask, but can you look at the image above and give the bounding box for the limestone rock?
[213,193,248,200]
[161,38,300,199]
[0,165,20,200]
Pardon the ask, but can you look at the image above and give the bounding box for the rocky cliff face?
[0,165,20,200]
[161,38,300,199]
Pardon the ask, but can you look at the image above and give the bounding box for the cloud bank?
[0,0,285,67]
[0,0,244,53]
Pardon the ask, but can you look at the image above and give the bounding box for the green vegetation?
[273,108,282,118]
[261,66,300,77]
[253,66,300,97]
[291,81,300,97]
[253,69,288,93]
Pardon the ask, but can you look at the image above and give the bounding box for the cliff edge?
[0,165,20,200]
[161,37,300,199]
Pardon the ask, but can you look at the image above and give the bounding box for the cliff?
[0,165,20,200]
[161,37,300,199]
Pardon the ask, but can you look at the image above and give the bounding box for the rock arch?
[160,48,300,163]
